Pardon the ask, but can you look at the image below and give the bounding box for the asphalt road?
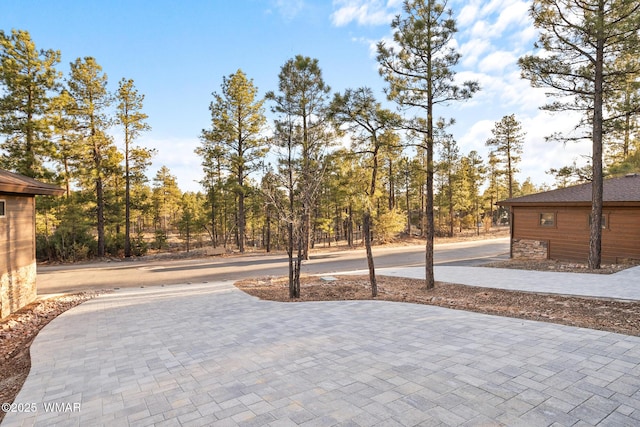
[36,237,510,295]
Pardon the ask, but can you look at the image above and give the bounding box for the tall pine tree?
[377,0,479,289]
[201,69,266,253]
[329,87,402,297]
[116,78,152,257]
[67,57,114,257]
[485,114,525,199]
[519,0,640,268]
[0,29,61,178]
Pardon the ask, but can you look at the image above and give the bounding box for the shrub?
[153,229,167,250]
[373,209,406,243]
[37,227,97,262]
[105,233,125,257]
[130,230,149,256]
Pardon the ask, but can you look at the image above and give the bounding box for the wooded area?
[1,0,639,291]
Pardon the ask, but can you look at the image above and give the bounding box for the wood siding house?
[497,174,640,263]
[0,169,64,319]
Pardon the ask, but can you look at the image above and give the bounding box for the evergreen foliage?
[519,0,640,268]
[4,23,638,273]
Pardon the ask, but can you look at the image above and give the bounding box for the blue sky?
[2,0,587,192]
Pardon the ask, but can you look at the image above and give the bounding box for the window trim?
[588,213,608,230]
[539,212,556,228]
[0,199,5,218]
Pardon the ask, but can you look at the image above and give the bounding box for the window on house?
[588,214,607,229]
[0,200,5,218]
[539,212,555,227]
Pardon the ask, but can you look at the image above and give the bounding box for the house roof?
[498,174,640,207]
[0,169,65,196]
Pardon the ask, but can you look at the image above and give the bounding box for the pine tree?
[177,192,206,253]
[329,87,402,297]
[604,52,640,163]
[519,0,640,268]
[461,151,486,235]
[0,29,61,178]
[435,123,460,238]
[66,57,114,257]
[485,114,525,199]
[116,78,152,257]
[377,0,479,289]
[485,152,505,225]
[49,89,79,196]
[201,69,267,253]
[266,55,333,262]
[152,165,182,234]
[195,139,227,248]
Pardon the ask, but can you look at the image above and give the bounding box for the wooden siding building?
[0,169,64,319]
[497,174,640,263]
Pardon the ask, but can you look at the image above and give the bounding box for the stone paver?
[370,265,640,300]
[4,273,640,426]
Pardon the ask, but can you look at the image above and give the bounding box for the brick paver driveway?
[4,282,640,426]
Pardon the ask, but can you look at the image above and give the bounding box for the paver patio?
[3,279,640,426]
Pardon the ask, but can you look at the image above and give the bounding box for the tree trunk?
[363,210,377,297]
[288,215,302,299]
[238,191,245,253]
[448,174,454,238]
[302,208,310,260]
[347,204,353,248]
[421,183,426,237]
[425,107,435,289]
[287,131,301,298]
[265,205,271,253]
[294,234,303,298]
[124,137,131,258]
[589,27,605,270]
[186,219,191,253]
[210,189,217,248]
[96,177,105,257]
[388,160,395,210]
[405,162,411,235]
[507,133,513,199]
[425,147,435,289]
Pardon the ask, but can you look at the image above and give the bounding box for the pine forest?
[1,1,638,270]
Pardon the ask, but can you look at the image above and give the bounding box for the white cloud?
[481,0,509,17]
[458,119,495,152]
[512,24,538,47]
[519,111,590,186]
[457,1,482,27]
[143,136,204,192]
[463,1,530,44]
[469,19,491,40]
[478,50,517,74]
[454,67,547,115]
[459,38,492,68]
[501,76,545,111]
[455,109,589,188]
[331,0,401,26]
[271,0,305,21]
[492,0,530,35]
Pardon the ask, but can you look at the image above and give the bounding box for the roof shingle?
[498,174,640,206]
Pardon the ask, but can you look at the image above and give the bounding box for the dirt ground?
[236,271,640,339]
[2,256,639,421]
[235,259,640,340]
